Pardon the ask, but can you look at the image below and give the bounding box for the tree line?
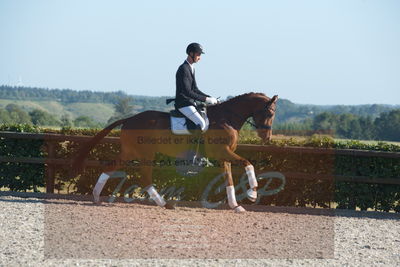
[275,109,400,141]
[0,85,127,104]
[274,98,399,124]
[2,86,399,124]
[2,98,399,141]
[0,96,140,128]
[1,86,399,141]
[0,85,170,114]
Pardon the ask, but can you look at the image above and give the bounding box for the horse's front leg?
[223,161,246,213]
[222,149,258,203]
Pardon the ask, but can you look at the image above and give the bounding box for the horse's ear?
[271,95,278,103]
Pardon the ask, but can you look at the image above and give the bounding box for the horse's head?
[252,95,278,142]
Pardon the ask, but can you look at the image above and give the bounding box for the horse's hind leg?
[137,164,174,209]
[92,154,127,204]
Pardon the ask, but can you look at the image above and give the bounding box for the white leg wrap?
[146,186,166,207]
[245,165,258,202]
[245,165,258,188]
[226,185,239,209]
[93,173,110,202]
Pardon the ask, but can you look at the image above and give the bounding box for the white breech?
[178,105,209,132]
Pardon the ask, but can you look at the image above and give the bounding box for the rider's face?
[189,52,201,63]
[193,53,201,63]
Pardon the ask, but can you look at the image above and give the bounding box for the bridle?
[226,106,275,130]
[244,119,271,130]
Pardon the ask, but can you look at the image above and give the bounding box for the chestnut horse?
[72,93,278,212]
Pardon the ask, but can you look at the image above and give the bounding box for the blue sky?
[0,0,399,105]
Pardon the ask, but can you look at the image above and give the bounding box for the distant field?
[0,99,114,123]
[63,102,114,123]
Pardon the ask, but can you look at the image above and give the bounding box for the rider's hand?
[205,97,218,105]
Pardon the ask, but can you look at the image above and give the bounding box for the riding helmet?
[186,43,205,55]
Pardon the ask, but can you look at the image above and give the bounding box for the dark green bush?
[0,124,44,191]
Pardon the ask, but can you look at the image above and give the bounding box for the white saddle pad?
[170,116,191,135]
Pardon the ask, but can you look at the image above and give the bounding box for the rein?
[168,97,273,130]
[223,107,272,130]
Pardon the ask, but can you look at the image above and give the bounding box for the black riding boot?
[191,127,213,167]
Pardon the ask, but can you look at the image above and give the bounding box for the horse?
[72,92,278,212]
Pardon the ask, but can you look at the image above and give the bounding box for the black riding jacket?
[174,60,210,109]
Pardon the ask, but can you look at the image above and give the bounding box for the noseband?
[245,116,272,130]
[254,124,272,130]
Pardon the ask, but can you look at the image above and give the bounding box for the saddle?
[167,98,214,169]
[166,98,208,135]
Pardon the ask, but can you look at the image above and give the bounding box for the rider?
[175,42,219,132]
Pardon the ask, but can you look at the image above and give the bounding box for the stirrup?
[192,156,214,167]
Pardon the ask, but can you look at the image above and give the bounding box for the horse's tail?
[71,118,128,176]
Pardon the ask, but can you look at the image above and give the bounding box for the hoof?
[164,202,176,210]
[234,206,246,213]
[246,188,257,203]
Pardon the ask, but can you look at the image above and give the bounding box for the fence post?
[46,141,55,193]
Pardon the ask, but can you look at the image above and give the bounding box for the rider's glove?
[205,97,218,105]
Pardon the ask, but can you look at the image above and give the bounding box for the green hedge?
[239,135,400,212]
[0,124,399,212]
[0,124,44,191]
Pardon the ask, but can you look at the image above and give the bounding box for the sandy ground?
[0,193,399,266]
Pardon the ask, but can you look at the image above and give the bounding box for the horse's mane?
[218,92,269,105]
